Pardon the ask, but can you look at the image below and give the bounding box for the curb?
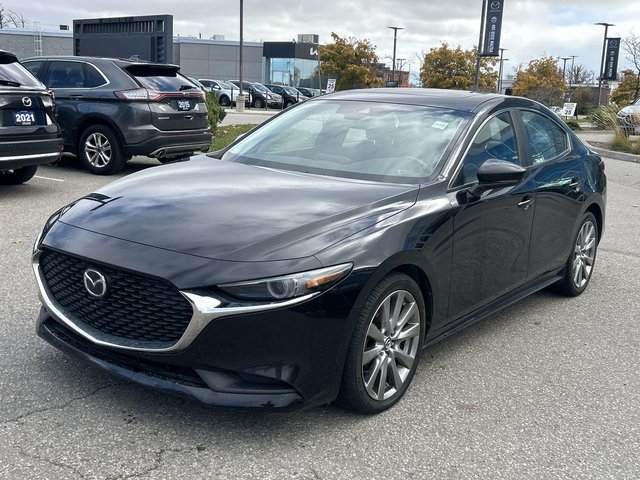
[586,142,640,164]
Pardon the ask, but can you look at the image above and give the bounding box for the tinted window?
[23,61,44,81]
[0,59,42,87]
[83,63,106,88]
[46,61,85,88]
[126,66,196,92]
[521,111,568,164]
[457,112,518,185]
[224,100,469,183]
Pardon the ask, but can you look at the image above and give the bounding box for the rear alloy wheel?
[79,125,125,175]
[553,212,598,296]
[219,95,231,107]
[339,273,425,413]
[0,165,38,185]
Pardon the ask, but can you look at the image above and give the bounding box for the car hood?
[58,156,419,261]
[618,104,640,116]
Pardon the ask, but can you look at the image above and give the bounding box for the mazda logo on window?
[83,268,108,298]
[22,97,32,107]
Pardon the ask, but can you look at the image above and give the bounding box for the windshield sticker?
[431,121,449,130]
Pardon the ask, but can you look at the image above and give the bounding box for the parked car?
[228,80,283,109]
[617,99,640,137]
[197,79,249,108]
[33,89,605,413]
[23,56,212,174]
[0,50,62,184]
[264,84,306,108]
[296,87,321,98]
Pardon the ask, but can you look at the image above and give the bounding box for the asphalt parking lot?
[1,150,639,479]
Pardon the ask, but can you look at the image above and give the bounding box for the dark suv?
[228,81,283,109]
[264,84,305,108]
[0,50,62,184]
[23,56,212,174]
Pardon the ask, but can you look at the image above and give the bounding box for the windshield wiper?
[0,79,21,87]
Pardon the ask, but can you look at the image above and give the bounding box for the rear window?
[0,59,42,88]
[126,66,197,92]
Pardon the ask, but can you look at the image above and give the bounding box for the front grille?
[39,248,193,344]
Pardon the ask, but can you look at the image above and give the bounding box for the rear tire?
[0,165,38,185]
[338,273,425,414]
[78,125,125,175]
[552,212,598,296]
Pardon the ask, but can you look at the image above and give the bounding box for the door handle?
[68,95,84,99]
[568,177,580,190]
[517,196,534,211]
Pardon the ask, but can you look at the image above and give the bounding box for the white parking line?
[34,175,64,182]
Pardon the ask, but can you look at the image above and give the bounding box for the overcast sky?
[7,0,639,81]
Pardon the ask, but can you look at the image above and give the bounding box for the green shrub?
[564,119,581,130]
[609,134,633,153]
[204,91,226,135]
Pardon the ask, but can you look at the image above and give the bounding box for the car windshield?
[223,100,470,183]
[0,60,42,88]
[283,86,300,95]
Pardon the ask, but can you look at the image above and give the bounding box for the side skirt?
[424,270,564,348]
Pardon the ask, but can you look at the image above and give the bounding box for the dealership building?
[0,17,325,88]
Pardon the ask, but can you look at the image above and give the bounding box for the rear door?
[517,109,587,279]
[124,65,208,132]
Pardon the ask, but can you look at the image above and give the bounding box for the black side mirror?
[469,159,526,196]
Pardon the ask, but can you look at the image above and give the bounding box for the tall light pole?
[474,0,488,90]
[388,26,404,85]
[569,55,578,87]
[498,48,507,93]
[560,56,571,83]
[595,22,615,107]
[236,0,245,112]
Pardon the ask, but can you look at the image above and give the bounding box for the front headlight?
[219,263,352,301]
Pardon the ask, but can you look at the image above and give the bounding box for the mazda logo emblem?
[83,268,108,298]
[22,97,32,107]
[491,1,501,8]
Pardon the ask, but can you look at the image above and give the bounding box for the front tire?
[552,212,598,296]
[78,125,125,175]
[219,95,231,107]
[0,165,38,184]
[339,273,426,414]
[254,98,265,109]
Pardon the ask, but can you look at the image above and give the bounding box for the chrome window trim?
[32,251,319,353]
[44,59,111,90]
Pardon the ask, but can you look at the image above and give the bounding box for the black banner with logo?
[603,37,621,81]
[482,0,505,56]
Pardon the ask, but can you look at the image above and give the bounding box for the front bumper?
[33,237,360,408]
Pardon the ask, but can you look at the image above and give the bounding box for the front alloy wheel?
[339,273,425,413]
[362,289,421,401]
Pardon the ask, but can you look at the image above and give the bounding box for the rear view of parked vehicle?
[0,50,62,185]
[23,56,212,175]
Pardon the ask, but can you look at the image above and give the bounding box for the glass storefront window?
[267,58,321,89]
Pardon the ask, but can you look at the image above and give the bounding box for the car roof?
[325,88,517,113]
[21,55,180,70]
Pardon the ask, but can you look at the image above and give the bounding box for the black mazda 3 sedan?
[33,89,606,413]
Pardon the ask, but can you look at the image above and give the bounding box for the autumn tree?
[318,33,383,91]
[570,87,597,115]
[512,56,567,106]
[611,69,640,106]
[619,33,640,103]
[419,42,497,91]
